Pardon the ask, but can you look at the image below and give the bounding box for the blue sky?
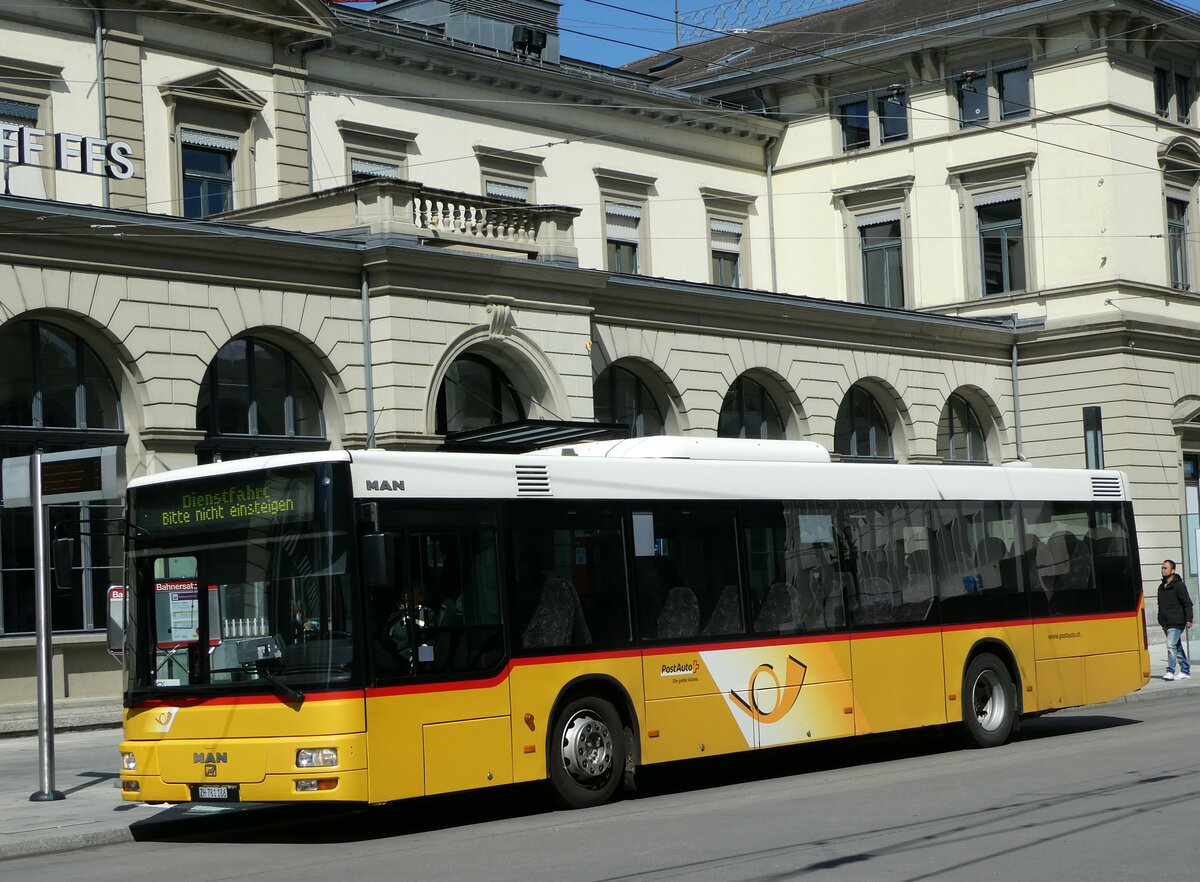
[335,1,1200,69]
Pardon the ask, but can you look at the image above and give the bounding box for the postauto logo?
[660,659,701,677]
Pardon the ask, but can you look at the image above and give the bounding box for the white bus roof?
[126,444,1129,505]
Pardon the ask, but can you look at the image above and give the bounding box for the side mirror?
[107,586,126,657]
[362,532,395,590]
[52,537,75,591]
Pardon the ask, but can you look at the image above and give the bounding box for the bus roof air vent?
[515,463,552,495]
[558,436,831,463]
[1090,475,1123,498]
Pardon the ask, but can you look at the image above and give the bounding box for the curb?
[0,828,133,862]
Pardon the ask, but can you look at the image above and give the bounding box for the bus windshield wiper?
[256,659,305,705]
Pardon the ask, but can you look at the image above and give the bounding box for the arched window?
[0,320,122,434]
[436,353,524,435]
[197,337,325,462]
[719,376,785,439]
[0,319,125,635]
[594,364,664,438]
[834,386,892,459]
[942,393,988,462]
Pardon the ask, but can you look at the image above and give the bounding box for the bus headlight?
[296,748,338,768]
[121,752,137,771]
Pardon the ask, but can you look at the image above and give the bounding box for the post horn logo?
[729,655,808,724]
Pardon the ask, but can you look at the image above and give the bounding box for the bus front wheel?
[549,696,624,809]
[961,653,1016,748]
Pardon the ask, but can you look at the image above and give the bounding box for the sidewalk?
[0,652,1196,862]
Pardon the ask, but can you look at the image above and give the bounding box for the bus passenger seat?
[701,584,743,636]
[521,578,593,648]
[752,582,792,633]
[656,586,700,640]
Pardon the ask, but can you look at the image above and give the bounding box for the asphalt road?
[6,694,1199,882]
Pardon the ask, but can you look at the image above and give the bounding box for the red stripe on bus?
[135,609,1143,706]
[133,690,364,709]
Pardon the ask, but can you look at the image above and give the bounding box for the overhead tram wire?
[3,2,1188,235]
[581,0,1200,155]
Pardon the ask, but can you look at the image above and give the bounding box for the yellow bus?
[114,437,1150,809]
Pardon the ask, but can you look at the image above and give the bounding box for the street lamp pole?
[30,448,64,802]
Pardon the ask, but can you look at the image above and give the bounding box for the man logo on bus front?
[729,656,808,724]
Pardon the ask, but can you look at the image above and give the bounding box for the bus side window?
[1022,502,1106,617]
[745,502,847,636]
[933,502,1024,624]
[842,502,934,628]
[633,506,738,644]
[509,503,630,651]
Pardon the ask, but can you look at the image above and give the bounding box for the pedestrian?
[1158,559,1193,680]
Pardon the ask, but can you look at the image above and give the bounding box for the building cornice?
[128,1,334,42]
[323,8,782,148]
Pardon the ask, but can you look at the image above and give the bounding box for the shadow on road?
[128,708,1143,847]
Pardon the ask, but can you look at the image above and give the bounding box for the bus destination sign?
[135,473,315,534]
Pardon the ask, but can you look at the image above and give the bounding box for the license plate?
[193,784,239,802]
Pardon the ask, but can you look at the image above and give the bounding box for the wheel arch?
[546,674,642,767]
[961,638,1024,719]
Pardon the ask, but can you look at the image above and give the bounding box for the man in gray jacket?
[1158,560,1194,680]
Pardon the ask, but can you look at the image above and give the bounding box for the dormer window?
[839,87,908,151]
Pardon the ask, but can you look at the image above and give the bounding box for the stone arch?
[719,367,809,440]
[836,375,915,462]
[199,324,349,449]
[0,307,143,454]
[936,384,1007,464]
[1172,394,1200,426]
[1160,135,1200,166]
[592,354,687,436]
[425,326,570,435]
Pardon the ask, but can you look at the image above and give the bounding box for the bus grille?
[515,464,551,495]
[1090,475,1123,498]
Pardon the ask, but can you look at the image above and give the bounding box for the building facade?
[0,0,1196,706]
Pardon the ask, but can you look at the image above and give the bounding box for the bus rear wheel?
[549,697,624,809]
[962,653,1016,748]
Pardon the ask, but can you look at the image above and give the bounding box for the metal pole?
[361,267,376,449]
[1010,332,1027,463]
[30,450,64,801]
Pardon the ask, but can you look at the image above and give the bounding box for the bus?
[114,437,1150,809]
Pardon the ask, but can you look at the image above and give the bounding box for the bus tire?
[961,653,1016,748]
[549,696,624,809]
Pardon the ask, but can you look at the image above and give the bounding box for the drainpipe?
[764,136,778,292]
[83,1,109,207]
[289,39,331,193]
[1010,318,1027,462]
[361,267,376,449]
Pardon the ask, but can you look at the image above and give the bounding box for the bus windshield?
[124,462,359,701]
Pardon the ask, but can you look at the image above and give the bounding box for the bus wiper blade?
[256,660,305,705]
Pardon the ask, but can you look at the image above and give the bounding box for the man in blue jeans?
[1158,560,1194,681]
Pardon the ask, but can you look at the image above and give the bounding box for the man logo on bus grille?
[204,764,218,777]
[729,656,807,724]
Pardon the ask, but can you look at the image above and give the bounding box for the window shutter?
[855,207,901,228]
[0,98,38,123]
[710,218,743,252]
[180,128,239,151]
[485,180,529,201]
[351,158,401,179]
[973,186,1022,207]
[606,202,641,241]
[1167,185,1192,204]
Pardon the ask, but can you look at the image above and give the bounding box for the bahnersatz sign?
[1,123,135,180]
